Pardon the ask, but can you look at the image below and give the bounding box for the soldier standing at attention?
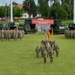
[51,27,54,40]
[35,46,40,57]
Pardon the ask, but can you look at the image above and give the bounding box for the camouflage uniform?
[22,30,25,38]
[18,30,22,40]
[7,30,11,41]
[49,49,54,63]
[43,49,48,63]
[41,40,48,63]
[0,30,1,40]
[35,46,40,57]
[4,30,8,40]
[52,42,60,57]
[1,30,4,41]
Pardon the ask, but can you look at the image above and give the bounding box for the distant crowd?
[0,28,25,41]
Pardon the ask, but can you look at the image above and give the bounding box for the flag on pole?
[51,27,54,40]
[48,30,51,40]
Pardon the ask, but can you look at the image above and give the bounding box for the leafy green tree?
[61,0,73,19]
[23,0,30,12]
[49,5,68,20]
[13,7,23,17]
[71,0,73,4]
[65,0,71,4]
[38,0,49,17]
[30,0,37,17]
[23,0,37,17]
[62,3,71,19]
[13,2,18,5]
[0,6,6,18]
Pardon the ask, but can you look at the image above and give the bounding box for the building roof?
[17,4,23,9]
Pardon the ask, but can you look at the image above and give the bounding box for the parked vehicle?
[68,23,75,30]
[51,19,67,34]
[24,18,37,34]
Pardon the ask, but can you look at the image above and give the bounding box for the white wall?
[20,12,33,18]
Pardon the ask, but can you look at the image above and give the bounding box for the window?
[25,15,26,17]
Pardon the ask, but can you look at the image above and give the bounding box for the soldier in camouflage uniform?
[35,46,40,57]
[22,30,25,38]
[70,30,74,39]
[39,46,43,57]
[0,30,1,40]
[65,30,70,38]
[18,30,22,40]
[12,30,18,40]
[54,44,59,57]
[43,49,48,63]
[4,30,8,40]
[65,30,68,38]
[1,29,4,41]
[73,30,75,39]
[47,40,54,63]
[49,49,54,63]
[45,43,54,63]
[40,40,46,57]
[41,40,48,63]
[46,41,50,51]
[52,41,60,57]
[7,29,11,41]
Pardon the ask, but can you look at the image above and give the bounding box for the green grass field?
[62,20,73,25]
[0,32,75,75]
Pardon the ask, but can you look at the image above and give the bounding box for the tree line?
[0,0,74,20]
[37,0,73,19]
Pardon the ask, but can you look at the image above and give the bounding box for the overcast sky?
[0,0,37,6]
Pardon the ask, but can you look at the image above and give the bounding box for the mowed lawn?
[0,32,75,75]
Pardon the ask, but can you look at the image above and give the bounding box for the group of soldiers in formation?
[35,29,60,63]
[65,30,75,39]
[0,28,25,41]
[35,40,60,63]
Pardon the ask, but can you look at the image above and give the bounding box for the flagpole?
[73,0,75,24]
[51,27,53,40]
[10,0,13,23]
